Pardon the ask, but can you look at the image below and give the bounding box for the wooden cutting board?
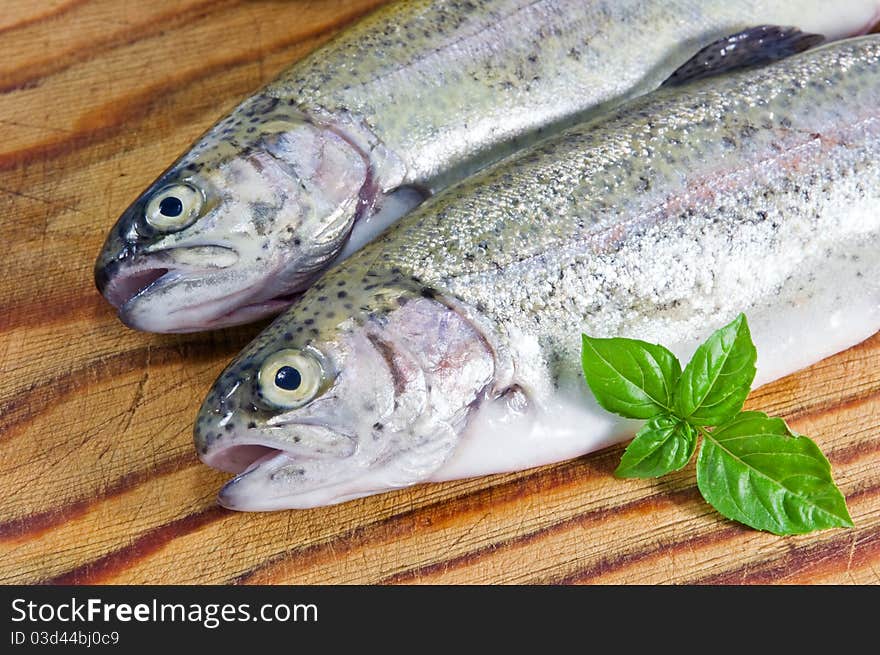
[1,0,878,585]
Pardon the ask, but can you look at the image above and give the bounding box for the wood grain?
[0,0,878,585]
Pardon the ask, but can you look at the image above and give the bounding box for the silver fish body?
[94,0,880,332]
[195,36,880,510]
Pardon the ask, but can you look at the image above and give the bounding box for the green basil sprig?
[581,314,852,535]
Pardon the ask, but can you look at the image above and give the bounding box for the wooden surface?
[1,0,879,585]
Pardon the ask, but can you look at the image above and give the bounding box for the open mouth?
[202,435,364,512]
[212,446,304,512]
[204,444,288,474]
[96,244,240,313]
[199,420,355,474]
[100,267,170,309]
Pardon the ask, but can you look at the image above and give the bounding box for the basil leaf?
[615,415,697,478]
[674,313,756,426]
[696,411,853,535]
[581,335,681,419]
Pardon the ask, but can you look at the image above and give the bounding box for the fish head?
[94,95,371,332]
[194,266,496,510]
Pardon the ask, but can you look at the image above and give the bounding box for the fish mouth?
[202,442,288,474]
[200,423,355,473]
[217,449,305,511]
[98,266,171,310]
[198,424,361,511]
[97,243,305,332]
[96,244,237,308]
[117,286,301,333]
[212,445,304,511]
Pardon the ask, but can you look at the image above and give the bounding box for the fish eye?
[257,349,323,409]
[145,183,203,231]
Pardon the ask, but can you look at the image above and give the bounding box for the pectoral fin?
[663,25,825,88]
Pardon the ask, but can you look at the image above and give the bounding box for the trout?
[193,35,880,510]
[94,0,880,332]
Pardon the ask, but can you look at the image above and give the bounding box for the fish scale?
[277,0,874,189]
[194,36,880,510]
[346,38,880,381]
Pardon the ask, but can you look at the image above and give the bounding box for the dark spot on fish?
[283,332,293,342]
[337,290,347,298]
[250,201,278,236]
[293,238,301,246]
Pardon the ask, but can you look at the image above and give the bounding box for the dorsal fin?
[662,25,825,88]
